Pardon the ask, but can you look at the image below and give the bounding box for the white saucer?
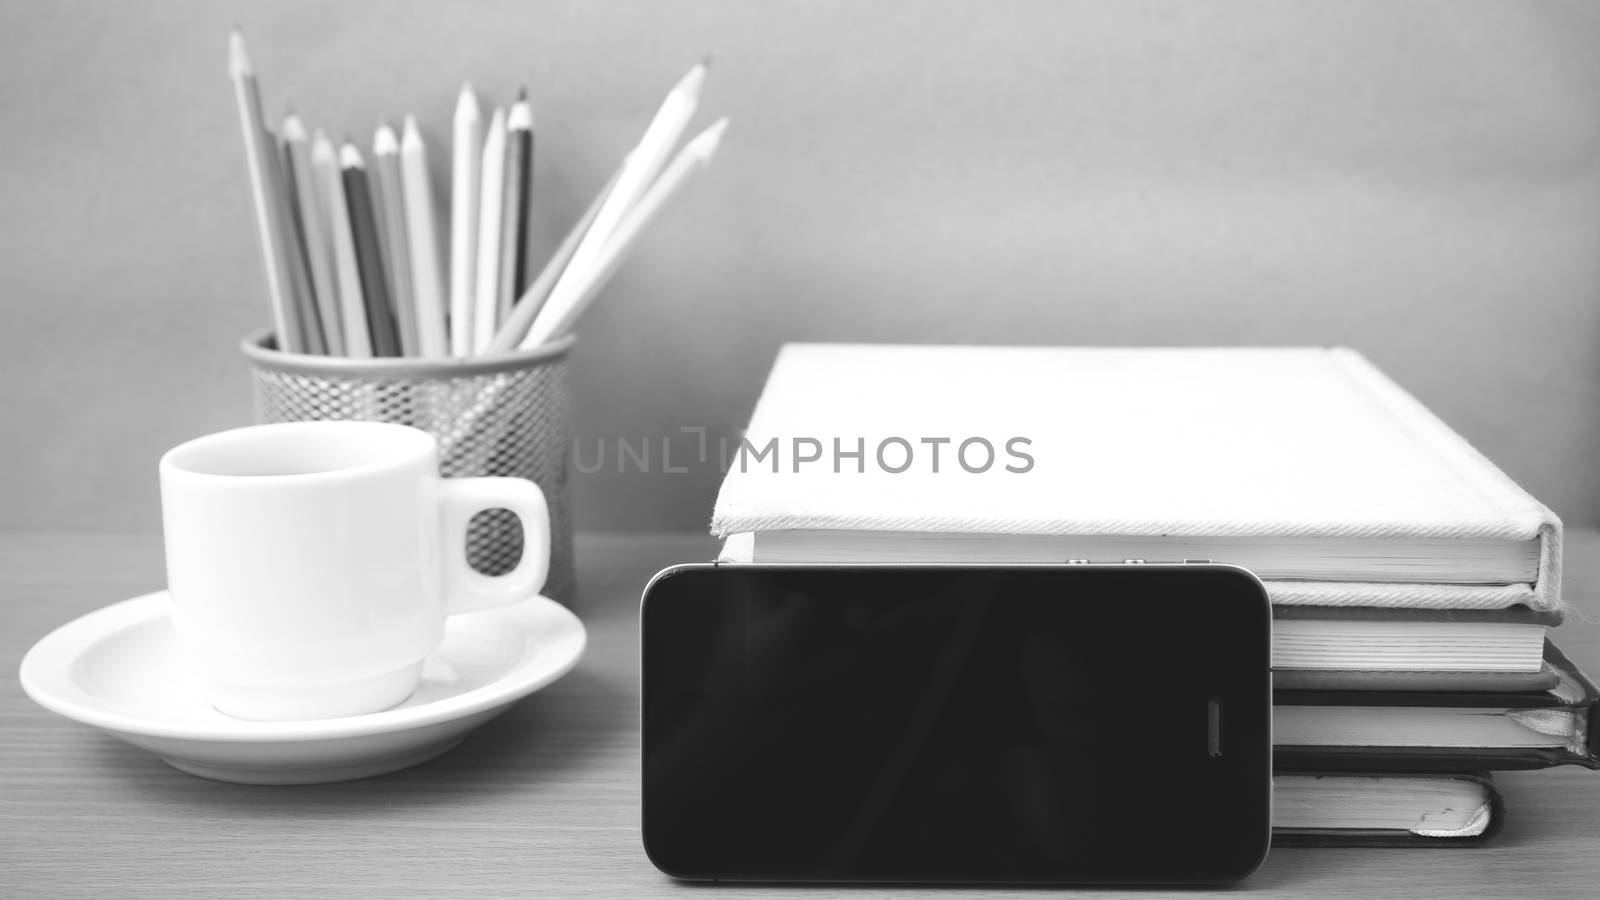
[19,591,586,785]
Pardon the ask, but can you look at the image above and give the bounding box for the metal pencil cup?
[242,330,577,602]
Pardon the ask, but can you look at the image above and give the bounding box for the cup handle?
[439,477,551,614]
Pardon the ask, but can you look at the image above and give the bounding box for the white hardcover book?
[710,345,1562,621]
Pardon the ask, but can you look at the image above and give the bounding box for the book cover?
[711,344,1562,614]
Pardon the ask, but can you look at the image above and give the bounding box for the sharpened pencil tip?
[281,112,307,141]
[228,29,252,78]
[687,116,730,160]
[338,142,365,168]
[311,131,336,160]
[374,122,399,154]
[517,86,528,101]
[401,115,425,150]
[675,59,709,99]
[508,96,534,131]
[455,83,482,122]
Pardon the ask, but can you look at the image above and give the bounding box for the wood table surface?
[3,531,1599,898]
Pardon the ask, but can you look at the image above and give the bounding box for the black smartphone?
[641,563,1272,885]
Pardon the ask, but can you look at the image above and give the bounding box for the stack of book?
[710,344,1599,846]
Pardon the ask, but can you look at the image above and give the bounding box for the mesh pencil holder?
[242,330,577,603]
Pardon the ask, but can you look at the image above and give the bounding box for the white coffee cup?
[159,420,550,721]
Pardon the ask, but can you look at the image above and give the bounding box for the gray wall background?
[4,0,1600,533]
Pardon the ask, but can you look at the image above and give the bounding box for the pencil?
[487,165,620,353]
[448,84,483,357]
[372,123,419,356]
[339,142,402,357]
[274,122,326,355]
[522,117,729,347]
[519,92,539,296]
[282,114,345,355]
[400,116,449,358]
[545,60,708,323]
[471,107,508,355]
[312,131,371,357]
[272,128,328,354]
[498,91,534,325]
[227,31,308,353]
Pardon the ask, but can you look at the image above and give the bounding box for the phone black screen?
[641,565,1271,884]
